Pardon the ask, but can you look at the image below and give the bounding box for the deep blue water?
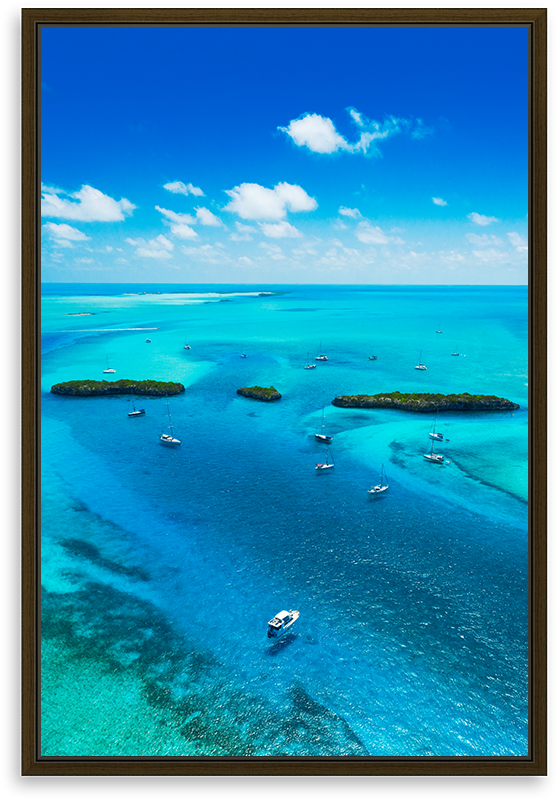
[40,284,528,757]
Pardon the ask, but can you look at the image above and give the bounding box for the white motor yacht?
[267,609,300,638]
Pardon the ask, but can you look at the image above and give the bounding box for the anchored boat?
[267,609,300,638]
[315,407,333,443]
[159,401,181,446]
[368,464,389,494]
[414,350,427,371]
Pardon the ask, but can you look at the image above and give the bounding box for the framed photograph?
[22,8,547,776]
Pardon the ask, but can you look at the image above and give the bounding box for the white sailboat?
[315,408,333,443]
[429,414,444,441]
[423,441,444,463]
[368,464,389,494]
[103,355,116,374]
[315,341,328,361]
[414,350,427,370]
[451,348,459,356]
[159,401,181,446]
[304,352,317,369]
[316,447,334,470]
[127,395,145,417]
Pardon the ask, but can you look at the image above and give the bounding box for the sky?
[40,24,529,284]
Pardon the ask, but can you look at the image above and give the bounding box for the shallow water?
[40,284,528,757]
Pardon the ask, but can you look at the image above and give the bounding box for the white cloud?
[126,234,174,259]
[468,212,499,226]
[507,231,528,251]
[472,248,507,262]
[224,182,317,220]
[171,224,198,239]
[195,207,222,226]
[41,185,136,222]
[279,113,353,154]
[333,219,348,230]
[279,108,431,156]
[155,205,198,239]
[238,256,253,265]
[432,197,447,206]
[163,181,204,196]
[355,221,390,244]
[339,206,362,218]
[466,233,504,246]
[155,206,196,225]
[75,257,94,264]
[229,221,256,241]
[42,222,91,241]
[439,250,465,263]
[259,221,301,238]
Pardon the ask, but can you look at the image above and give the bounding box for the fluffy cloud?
[42,222,91,241]
[466,233,504,246]
[279,114,353,154]
[155,206,196,225]
[279,108,431,156]
[41,185,136,222]
[355,221,390,244]
[126,234,174,259]
[163,181,204,196]
[472,248,507,263]
[259,242,286,260]
[432,197,447,206]
[468,212,499,226]
[507,231,528,251]
[155,206,198,239]
[195,207,222,226]
[338,206,362,218]
[259,221,301,238]
[224,182,317,220]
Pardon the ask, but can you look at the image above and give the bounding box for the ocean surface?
[40,284,529,758]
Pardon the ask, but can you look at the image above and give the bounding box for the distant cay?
[332,392,520,412]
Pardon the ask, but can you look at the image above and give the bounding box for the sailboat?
[315,341,328,361]
[423,441,444,463]
[127,394,145,417]
[183,337,191,350]
[304,352,317,370]
[159,401,181,446]
[451,348,459,356]
[315,408,333,443]
[103,355,116,374]
[414,351,427,370]
[368,464,389,494]
[429,414,444,441]
[316,447,334,470]
[368,352,378,361]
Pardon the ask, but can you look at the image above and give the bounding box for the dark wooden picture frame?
[22,7,547,776]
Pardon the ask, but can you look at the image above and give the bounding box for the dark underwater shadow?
[264,631,297,656]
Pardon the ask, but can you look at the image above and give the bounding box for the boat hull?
[267,610,300,638]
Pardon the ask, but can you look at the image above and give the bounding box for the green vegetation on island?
[332,391,520,412]
[50,379,185,397]
[236,386,282,402]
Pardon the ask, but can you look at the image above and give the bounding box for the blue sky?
[40,25,528,284]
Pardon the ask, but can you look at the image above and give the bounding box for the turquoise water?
[40,284,529,757]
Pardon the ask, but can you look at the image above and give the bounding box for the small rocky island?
[236,386,282,402]
[332,391,520,412]
[51,379,185,397]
